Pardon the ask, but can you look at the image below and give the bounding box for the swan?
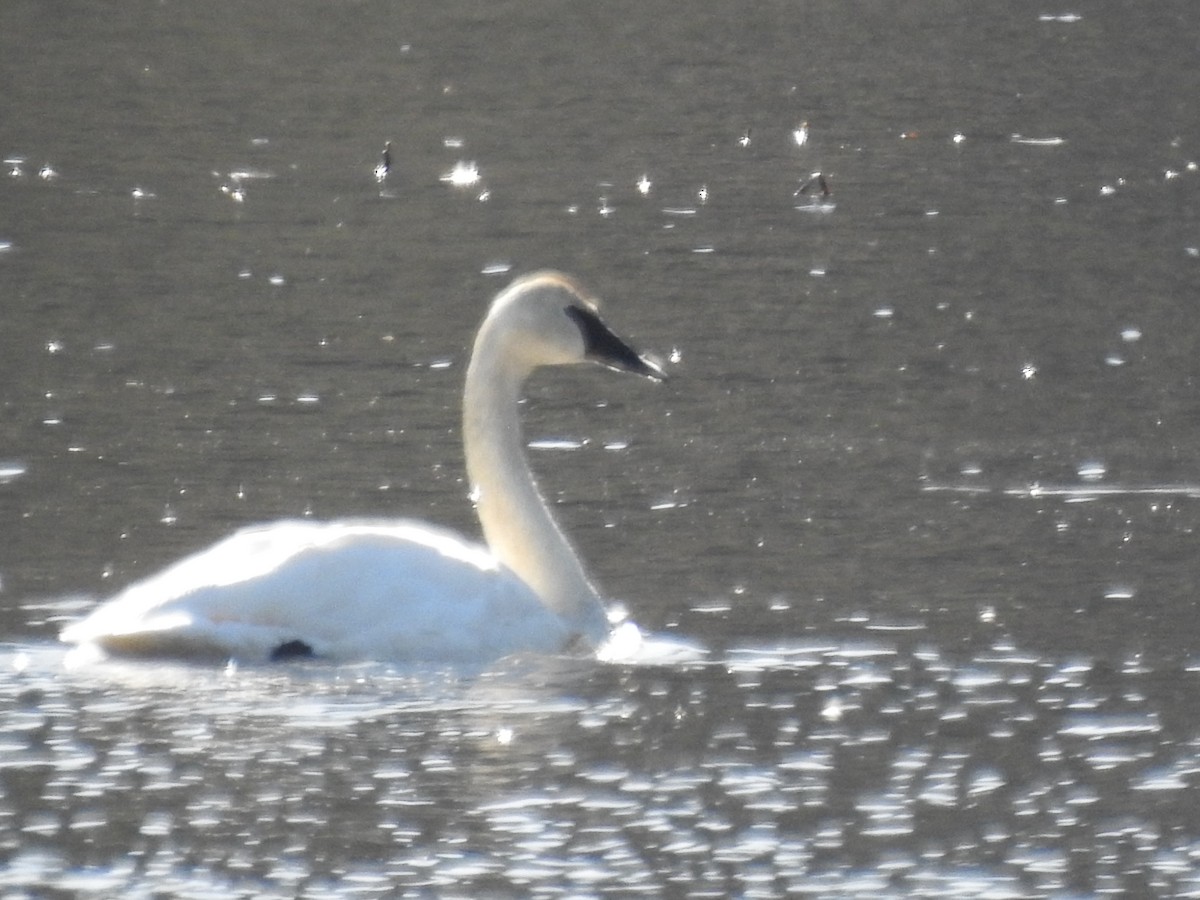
[60,271,664,665]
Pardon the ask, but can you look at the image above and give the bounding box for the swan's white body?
[61,272,663,665]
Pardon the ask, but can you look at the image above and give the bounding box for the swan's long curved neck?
[463,346,609,644]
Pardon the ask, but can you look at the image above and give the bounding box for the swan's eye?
[564,304,607,347]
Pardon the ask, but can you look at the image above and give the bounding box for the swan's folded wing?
[61,519,573,664]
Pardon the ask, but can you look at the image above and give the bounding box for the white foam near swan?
[61,271,666,666]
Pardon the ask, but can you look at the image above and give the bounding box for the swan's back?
[61,520,573,664]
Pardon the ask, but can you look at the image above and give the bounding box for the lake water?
[3,1,1200,896]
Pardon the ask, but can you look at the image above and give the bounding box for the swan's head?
[477,271,665,381]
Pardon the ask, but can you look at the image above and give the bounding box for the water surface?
[2,1,1200,895]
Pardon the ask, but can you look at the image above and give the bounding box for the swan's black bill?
[565,305,665,381]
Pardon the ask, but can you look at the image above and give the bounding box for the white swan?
[61,271,664,665]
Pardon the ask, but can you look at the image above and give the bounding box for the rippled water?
[5,639,1200,897]
[3,0,1200,896]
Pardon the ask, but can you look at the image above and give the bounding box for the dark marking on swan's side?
[270,639,315,661]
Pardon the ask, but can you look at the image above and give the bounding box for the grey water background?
[3,0,1200,895]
